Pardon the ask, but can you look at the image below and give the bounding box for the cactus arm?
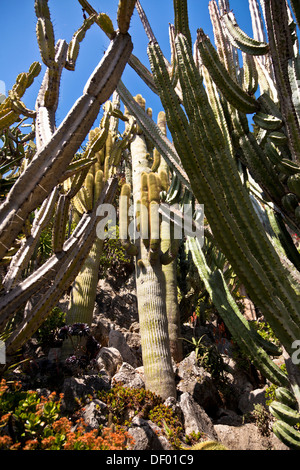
[196,29,259,114]
[35,39,68,149]
[288,57,300,126]
[0,62,41,132]
[208,0,238,81]
[148,34,300,355]
[135,0,157,42]
[2,188,59,291]
[187,236,289,387]
[222,11,269,56]
[242,52,258,95]
[0,32,133,261]
[264,0,300,164]
[117,80,191,190]
[117,0,137,34]
[173,0,192,50]
[65,14,98,71]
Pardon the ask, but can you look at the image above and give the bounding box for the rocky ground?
[6,273,289,451]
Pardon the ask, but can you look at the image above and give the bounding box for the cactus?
[187,236,289,387]
[186,440,228,450]
[0,0,134,264]
[64,95,135,335]
[0,62,41,131]
[0,0,135,354]
[132,0,300,361]
[126,0,300,448]
[118,96,184,399]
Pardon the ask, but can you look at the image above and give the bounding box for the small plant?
[58,323,100,358]
[252,404,272,437]
[36,306,66,348]
[250,321,280,348]
[181,332,226,380]
[98,384,184,448]
[0,379,134,450]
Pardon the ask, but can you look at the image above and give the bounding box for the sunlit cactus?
[0,0,135,355]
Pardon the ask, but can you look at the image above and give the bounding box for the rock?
[238,387,268,415]
[214,423,289,451]
[128,417,173,450]
[61,375,109,412]
[95,346,123,378]
[179,392,218,440]
[111,362,145,389]
[177,352,221,413]
[82,400,108,430]
[214,408,243,426]
[164,396,183,423]
[108,330,141,368]
[90,310,112,347]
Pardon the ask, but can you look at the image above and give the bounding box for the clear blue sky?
[0,1,258,131]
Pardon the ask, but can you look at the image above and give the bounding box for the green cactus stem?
[0,30,133,261]
[188,236,289,387]
[117,0,137,34]
[264,0,300,164]
[222,11,269,56]
[147,32,300,360]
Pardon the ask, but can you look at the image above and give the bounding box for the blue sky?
[0,1,256,132]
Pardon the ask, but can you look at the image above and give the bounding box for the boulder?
[61,375,109,412]
[95,346,123,378]
[179,392,218,440]
[128,417,173,450]
[108,329,141,368]
[214,423,289,451]
[177,352,221,413]
[111,362,145,389]
[82,399,108,430]
[238,387,268,414]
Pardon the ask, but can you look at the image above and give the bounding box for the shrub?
[0,379,133,450]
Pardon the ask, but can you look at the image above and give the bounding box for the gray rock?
[111,362,145,389]
[95,346,123,378]
[82,400,108,429]
[108,330,140,368]
[177,352,221,412]
[61,375,109,411]
[179,392,218,440]
[238,387,268,414]
[128,417,173,450]
[214,423,289,451]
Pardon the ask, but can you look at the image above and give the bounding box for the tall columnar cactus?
[118,95,184,399]
[0,0,135,355]
[126,0,300,449]
[64,94,135,330]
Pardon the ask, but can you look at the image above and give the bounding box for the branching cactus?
[125,0,300,448]
[0,0,135,262]
[0,0,136,355]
